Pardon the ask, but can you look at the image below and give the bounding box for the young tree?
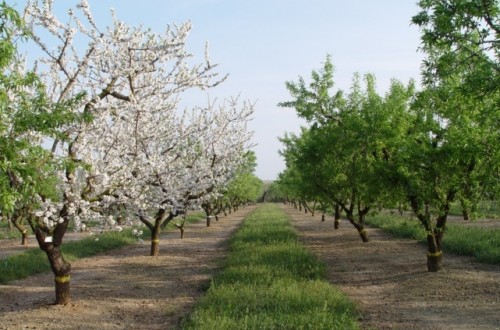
[133,98,254,254]
[279,57,416,242]
[400,0,500,271]
[223,152,264,211]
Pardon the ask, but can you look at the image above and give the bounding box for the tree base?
[427,251,443,272]
[358,229,369,242]
[54,276,71,305]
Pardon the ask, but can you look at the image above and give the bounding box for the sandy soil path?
[283,204,500,330]
[0,206,256,330]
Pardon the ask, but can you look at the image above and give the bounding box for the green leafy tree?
[400,0,500,271]
[412,0,499,95]
[0,3,80,246]
[200,151,263,225]
[223,151,263,211]
[279,57,416,242]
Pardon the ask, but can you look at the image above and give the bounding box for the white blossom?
[25,0,254,234]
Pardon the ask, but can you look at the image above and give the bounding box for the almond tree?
[22,0,228,304]
[279,57,415,242]
[216,151,263,215]
[396,0,500,271]
[128,98,254,255]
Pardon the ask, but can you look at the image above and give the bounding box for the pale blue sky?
[10,1,424,180]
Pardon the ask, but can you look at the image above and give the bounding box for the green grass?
[181,203,359,330]
[448,200,500,219]
[365,214,500,265]
[0,220,24,240]
[163,211,206,232]
[0,228,22,240]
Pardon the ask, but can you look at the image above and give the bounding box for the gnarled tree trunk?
[344,211,369,242]
[339,200,370,242]
[35,222,71,305]
[409,193,452,272]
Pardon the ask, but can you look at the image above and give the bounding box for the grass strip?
[365,214,500,265]
[0,212,205,284]
[182,203,359,330]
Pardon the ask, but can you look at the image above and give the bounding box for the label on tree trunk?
[44,236,53,243]
[55,275,70,283]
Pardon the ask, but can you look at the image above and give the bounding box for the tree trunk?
[21,230,28,245]
[35,228,71,305]
[358,228,369,242]
[13,219,29,245]
[180,227,185,239]
[321,213,325,222]
[427,212,447,272]
[462,209,470,221]
[344,211,369,242]
[206,216,212,227]
[334,204,341,229]
[12,210,29,245]
[55,273,71,305]
[426,232,443,272]
[409,194,450,272]
[150,225,160,256]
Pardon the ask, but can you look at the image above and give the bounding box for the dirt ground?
[284,205,500,330]
[0,206,257,330]
[0,204,499,330]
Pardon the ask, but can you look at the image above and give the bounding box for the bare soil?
[0,206,256,330]
[284,205,500,330]
[1,204,499,330]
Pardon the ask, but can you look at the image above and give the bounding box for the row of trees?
[1,1,261,305]
[275,0,499,272]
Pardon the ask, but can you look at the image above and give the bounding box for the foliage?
[225,152,263,204]
[182,204,359,329]
[276,0,499,270]
[0,3,65,215]
[409,0,500,216]
[278,56,415,240]
[412,0,499,95]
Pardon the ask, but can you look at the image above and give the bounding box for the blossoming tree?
[23,0,253,304]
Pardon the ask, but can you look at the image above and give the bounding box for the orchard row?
[0,1,262,305]
[271,1,499,273]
